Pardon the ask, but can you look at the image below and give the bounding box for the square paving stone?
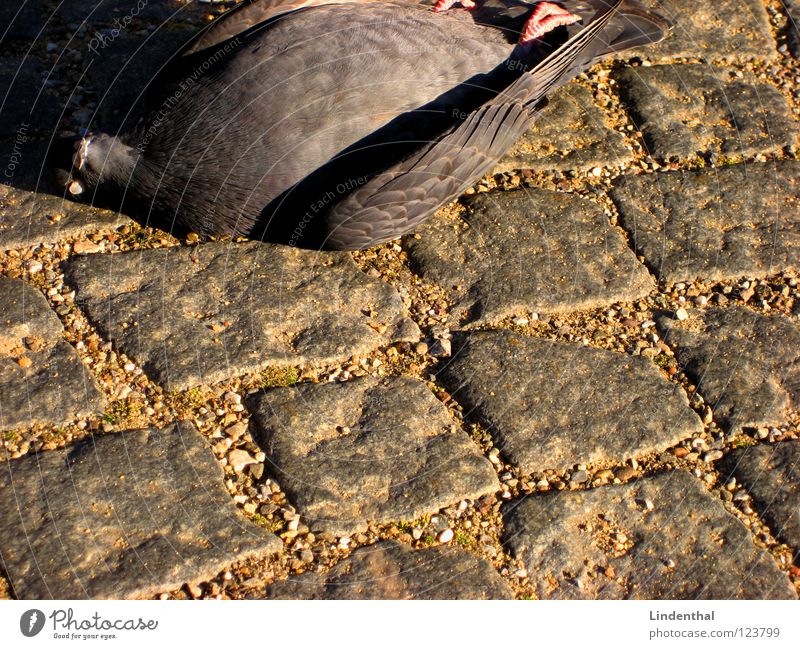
[503,471,797,599]
[63,241,420,391]
[620,0,777,63]
[492,83,633,174]
[438,330,702,474]
[0,277,105,431]
[248,376,499,535]
[404,188,654,325]
[610,161,800,285]
[268,541,512,599]
[615,65,798,161]
[0,420,281,599]
[658,306,800,433]
[721,440,800,559]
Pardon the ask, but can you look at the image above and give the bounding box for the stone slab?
[0,183,130,251]
[248,376,499,535]
[64,241,420,391]
[405,188,654,324]
[439,330,702,474]
[492,83,633,174]
[504,471,796,599]
[0,420,281,599]
[0,277,105,431]
[721,440,800,557]
[611,161,800,285]
[658,306,800,433]
[268,541,512,599]
[616,65,797,161]
[621,0,777,63]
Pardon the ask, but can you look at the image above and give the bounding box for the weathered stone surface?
[621,0,776,62]
[493,83,632,174]
[721,441,800,558]
[504,471,797,599]
[616,65,797,161]
[405,189,653,324]
[249,376,498,535]
[64,241,419,390]
[0,57,61,137]
[439,330,701,474]
[0,277,105,431]
[0,421,280,599]
[658,307,800,433]
[611,161,800,285]
[0,181,130,251]
[268,541,512,599]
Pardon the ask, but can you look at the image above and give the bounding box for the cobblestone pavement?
[0,0,799,600]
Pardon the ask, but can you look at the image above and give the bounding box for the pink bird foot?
[433,0,477,12]
[519,2,581,46]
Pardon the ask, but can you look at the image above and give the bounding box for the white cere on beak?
[73,137,91,170]
[68,179,85,195]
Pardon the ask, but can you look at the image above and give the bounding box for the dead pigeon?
[50,0,670,249]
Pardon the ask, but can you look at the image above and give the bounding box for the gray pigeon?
[50,0,670,249]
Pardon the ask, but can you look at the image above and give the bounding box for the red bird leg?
[433,0,477,12]
[519,2,581,47]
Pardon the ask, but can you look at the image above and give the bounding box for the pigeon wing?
[323,0,622,250]
[183,0,412,56]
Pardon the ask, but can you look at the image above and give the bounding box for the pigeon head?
[49,133,139,198]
